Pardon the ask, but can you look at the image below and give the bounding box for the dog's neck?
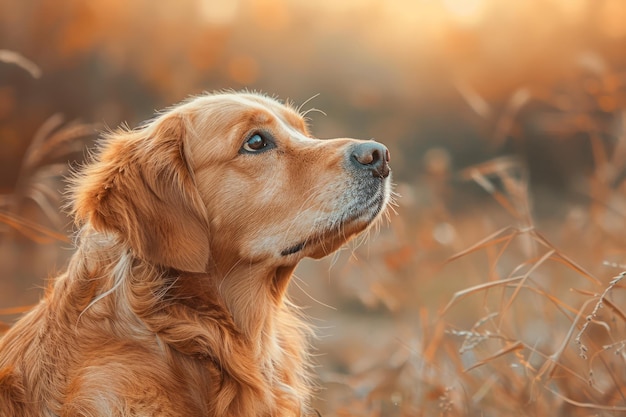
[208,262,296,342]
[71,229,300,344]
[68,231,304,350]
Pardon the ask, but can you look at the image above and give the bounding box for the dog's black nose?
[350,141,390,178]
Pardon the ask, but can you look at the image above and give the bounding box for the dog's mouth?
[280,241,306,256]
[280,181,389,257]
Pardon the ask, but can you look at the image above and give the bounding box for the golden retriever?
[0,91,391,417]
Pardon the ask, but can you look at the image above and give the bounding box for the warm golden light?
[198,0,239,25]
[599,0,626,38]
[1,0,626,416]
[442,0,487,25]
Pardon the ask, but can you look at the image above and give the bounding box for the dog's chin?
[280,186,389,260]
[305,218,372,259]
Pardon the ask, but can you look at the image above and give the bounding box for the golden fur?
[0,92,391,417]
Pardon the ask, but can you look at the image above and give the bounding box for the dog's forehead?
[231,94,305,129]
[188,93,307,133]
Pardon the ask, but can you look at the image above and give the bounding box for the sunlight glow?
[198,0,240,25]
[442,0,487,26]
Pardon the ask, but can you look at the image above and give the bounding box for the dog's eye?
[242,133,269,153]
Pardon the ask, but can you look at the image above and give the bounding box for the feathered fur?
[0,91,391,417]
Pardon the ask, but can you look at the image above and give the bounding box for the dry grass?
[0,49,41,79]
[305,150,626,416]
[303,67,626,416]
[0,114,95,242]
[0,50,95,326]
[0,112,94,329]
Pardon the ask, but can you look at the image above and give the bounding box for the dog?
[0,91,391,416]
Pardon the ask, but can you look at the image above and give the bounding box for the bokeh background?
[2,0,626,415]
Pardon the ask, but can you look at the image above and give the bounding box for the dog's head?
[73,92,391,273]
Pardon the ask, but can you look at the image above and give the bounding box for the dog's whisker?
[295,93,321,116]
[300,107,327,119]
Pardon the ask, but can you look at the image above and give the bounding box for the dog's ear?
[72,113,210,272]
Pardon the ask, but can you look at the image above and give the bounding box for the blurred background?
[2,0,626,415]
